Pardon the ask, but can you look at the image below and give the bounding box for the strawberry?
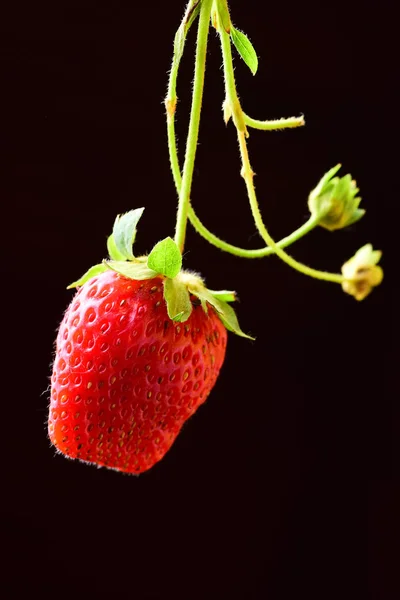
[48,209,251,473]
[49,271,227,474]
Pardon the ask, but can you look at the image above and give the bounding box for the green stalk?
[174,0,213,252]
[165,1,198,193]
[243,113,305,131]
[218,19,344,284]
[165,3,319,260]
[166,113,181,196]
[188,209,319,258]
[166,67,319,259]
[237,130,343,282]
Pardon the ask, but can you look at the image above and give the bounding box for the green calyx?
[67,207,148,288]
[67,209,253,339]
[308,164,365,232]
[162,271,253,339]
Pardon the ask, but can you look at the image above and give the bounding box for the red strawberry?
[48,210,251,473]
[49,271,228,474]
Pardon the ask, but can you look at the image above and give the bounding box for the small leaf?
[163,278,193,322]
[147,237,182,279]
[174,0,202,65]
[184,0,201,33]
[189,286,254,339]
[208,290,237,303]
[107,235,126,261]
[105,260,157,281]
[112,208,144,260]
[173,24,185,64]
[231,26,258,75]
[67,264,108,289]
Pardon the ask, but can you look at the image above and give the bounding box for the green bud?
[341,244,383,301]
[308,164,365,231]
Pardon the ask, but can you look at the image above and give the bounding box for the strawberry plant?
[48,0,383,474]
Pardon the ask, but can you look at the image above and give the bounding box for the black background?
[1,1,396,598]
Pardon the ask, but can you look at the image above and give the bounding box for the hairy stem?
[174,0,213,252]
[218,19,344,284]
[166,114,181,195]
[188,209,319,257]
[165,2,318,259]
[243,113,305,131]
[237,131,343,282]
[166,1,202,191]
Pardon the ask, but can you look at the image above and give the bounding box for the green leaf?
[185,0,201,32]
[189,286,254,340]
[173,1,201,66]
[105,260,157,281]
[147,237,182,278]
[231,26,258,75]
[67,264,108,289]
[173,25,185,65]
[163,278,193,322]
[112,208,144,260]
[208,290,237,303]
[107,234,126,261]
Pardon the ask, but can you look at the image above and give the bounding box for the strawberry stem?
[236,129,344,283]
[217,8,344,285]
[164,0,381,296]
[243,114,305,131]
[166,3,320,259]
[173,0,213,253]
[169,93,320,257]
[188,210,320,258]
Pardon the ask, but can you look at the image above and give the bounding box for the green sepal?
[112,208,144,260]
[216,301,254,339]
[308,165,365,231]
[107,235,126,261]
[208,290,237,303]
[345,208,366,227]
[230,26,258,75]
[311,164,341,198]
[163,278,193,322]
[147,237,182,278]
[67,263,109,289]
[189,286,254,340]
[105,260,157,281]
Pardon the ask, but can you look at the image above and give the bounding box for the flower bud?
[308,164,365,231]
[341,244,383,301]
